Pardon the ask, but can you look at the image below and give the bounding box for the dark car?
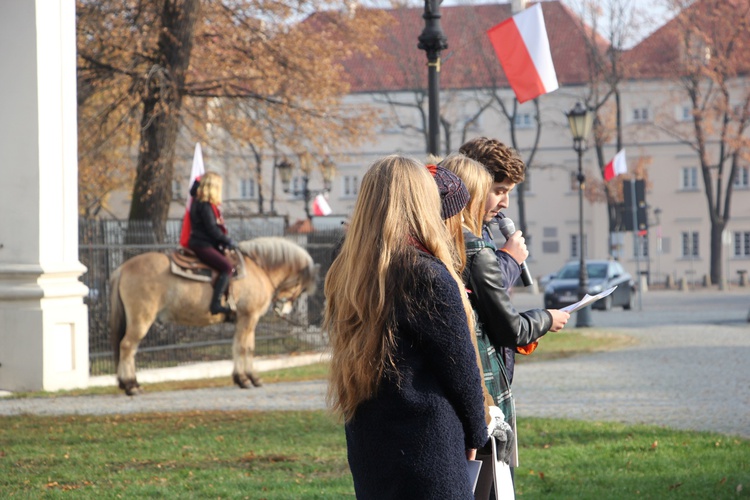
[543,260,635,311]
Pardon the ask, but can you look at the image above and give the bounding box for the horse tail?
[109,266,126,366]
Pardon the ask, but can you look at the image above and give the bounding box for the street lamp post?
[566,102,594,327]
[418,0,447,157]
[276,154,335,220]
[654,207,662,284]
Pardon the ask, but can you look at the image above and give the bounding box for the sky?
[437,0,676,48]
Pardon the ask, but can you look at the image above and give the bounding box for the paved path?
[512,323,750,438]
[2,290,749,439]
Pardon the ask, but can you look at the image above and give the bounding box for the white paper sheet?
[560,285,618,313]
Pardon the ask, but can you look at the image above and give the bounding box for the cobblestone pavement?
[1,290,749,439]
[512,323,750,438]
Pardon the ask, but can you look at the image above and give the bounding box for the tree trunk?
[127,0,200,243]
[710,220,725,286]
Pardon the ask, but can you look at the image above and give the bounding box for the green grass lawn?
[0,411,746,498]
[517,328,636,363]
[3,329,746,498]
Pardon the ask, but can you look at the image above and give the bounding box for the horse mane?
[237,237,316,293]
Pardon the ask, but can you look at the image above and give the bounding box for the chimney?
[511,0,528,14]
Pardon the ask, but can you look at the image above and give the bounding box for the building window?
[734,231,750,257]
[542,241,559,253]
[679,105,692,121]
[681,231,699,257]
[172,180,183,201]
[571,234,587,259]
[733,167,749,188]
[343,175,359,197]
[681,167,698,190]
[632,107,650,122]
[522,169,531,193]
[291,176,305,198]
[513,113,534,129]
[240,178,256,199]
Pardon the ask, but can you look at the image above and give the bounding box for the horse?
[109,236,318,396]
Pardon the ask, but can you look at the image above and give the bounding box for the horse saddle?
[169,248,246,283]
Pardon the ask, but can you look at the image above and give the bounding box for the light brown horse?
[109,236,318,395]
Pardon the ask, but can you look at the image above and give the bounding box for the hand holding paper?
[560,285,618,313]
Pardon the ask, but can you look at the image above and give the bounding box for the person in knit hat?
[426,163,472,272]
[427,164,470,220]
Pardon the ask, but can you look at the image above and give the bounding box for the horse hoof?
[248,374,263,387]
[119,379,141,396]
[232,373,252,389]
[125,386,143,396]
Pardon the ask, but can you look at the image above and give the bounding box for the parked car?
[543,260,635,311]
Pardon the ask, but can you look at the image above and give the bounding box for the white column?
[0,0,89,392]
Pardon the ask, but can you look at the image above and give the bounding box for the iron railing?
[78,217,342,375]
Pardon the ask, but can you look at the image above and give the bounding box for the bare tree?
[646,0,750,284]
[572,0,650,255]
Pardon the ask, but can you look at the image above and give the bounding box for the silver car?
[543,260,636,311]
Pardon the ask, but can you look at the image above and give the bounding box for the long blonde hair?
[197,171,223,205]
[439,153,492,237]
[324,155,472,422]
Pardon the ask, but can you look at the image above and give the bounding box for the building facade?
[103,1,750,287]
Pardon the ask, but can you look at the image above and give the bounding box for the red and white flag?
[487,3,559,103]
[312,194,332,216]
[179,143,206,247]
[604,149,627,182]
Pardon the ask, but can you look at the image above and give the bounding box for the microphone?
[496,216,534,287]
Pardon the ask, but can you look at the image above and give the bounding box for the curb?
[87,351,330,388]
[0,352,330,397]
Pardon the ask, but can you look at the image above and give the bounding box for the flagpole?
[418,0,447,157]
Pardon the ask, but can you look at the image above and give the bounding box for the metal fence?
[78,217,343,376]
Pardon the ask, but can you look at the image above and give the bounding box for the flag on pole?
[312,194,332,216]
[604,149,627,182]
[179,143,206,247]
[487,3,559,103]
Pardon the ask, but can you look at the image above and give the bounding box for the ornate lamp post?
[418,0,447,156]
[276,154,335,220]
[566,102,594,327]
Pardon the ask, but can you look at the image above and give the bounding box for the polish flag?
[179,143,206,247]
[312,194,332,216]
[487,3,559,104]
[604,149,627,182]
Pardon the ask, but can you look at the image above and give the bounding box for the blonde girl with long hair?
[188,171,236,317]
[325,155,488,499]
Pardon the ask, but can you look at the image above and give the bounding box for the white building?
[106,0,750,288]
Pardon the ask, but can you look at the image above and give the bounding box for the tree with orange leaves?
[76,0,386,238]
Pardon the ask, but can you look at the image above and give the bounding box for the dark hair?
[459,137,525,184]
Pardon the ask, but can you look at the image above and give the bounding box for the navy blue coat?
[345,251,489,499]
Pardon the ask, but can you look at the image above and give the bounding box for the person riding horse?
[188,172,236,316]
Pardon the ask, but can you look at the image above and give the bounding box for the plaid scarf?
[465,239,515,428]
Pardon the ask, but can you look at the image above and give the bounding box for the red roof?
[339,2,600,93]
[624,0,750,79]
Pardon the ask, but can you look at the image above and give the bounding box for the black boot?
[210,272,232,315]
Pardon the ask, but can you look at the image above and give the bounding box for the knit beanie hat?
[426,164,470,220]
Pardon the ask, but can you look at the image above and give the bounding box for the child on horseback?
[188,172,236,316]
